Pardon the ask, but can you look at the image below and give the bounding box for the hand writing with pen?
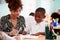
[9,29,18,37]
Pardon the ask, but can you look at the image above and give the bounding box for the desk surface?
[22,35,60,40]
[22,35,45,40]
[53,25,60,29]
[53,27,60,29]
[2,32,45,40]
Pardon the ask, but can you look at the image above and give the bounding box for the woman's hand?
[9,29,18,36]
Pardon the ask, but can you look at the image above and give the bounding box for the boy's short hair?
[35,7,46,15]
[29,12,34,16]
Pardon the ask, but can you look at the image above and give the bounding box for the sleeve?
[0,19,2,31]
[17,16,26,34]
[24,17,31,33]
[20,16,26,28]
[0,17,7,31]
[39,21,45,32]
[22,17,26,28]
[42,21,45,32]
[24,25,31,34]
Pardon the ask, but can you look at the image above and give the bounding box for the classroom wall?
[51,0,60,13]
[0,0,60,18]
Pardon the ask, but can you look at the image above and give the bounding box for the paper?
[20,34,38,39]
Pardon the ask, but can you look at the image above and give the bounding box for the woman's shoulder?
[1,14,10,20]
[19,15,25,19]
[19,15,24,18]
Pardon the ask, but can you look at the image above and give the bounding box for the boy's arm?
[31,32,45,36]
[36,32,45,35]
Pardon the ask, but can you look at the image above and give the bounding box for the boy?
[22,7,46,36]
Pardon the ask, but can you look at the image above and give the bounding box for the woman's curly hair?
[5,0,22,11]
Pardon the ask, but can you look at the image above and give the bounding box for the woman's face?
[11,7,21,17]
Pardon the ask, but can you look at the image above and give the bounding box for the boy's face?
[35,12,45,23]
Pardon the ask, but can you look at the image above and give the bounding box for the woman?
[0,0,26,40]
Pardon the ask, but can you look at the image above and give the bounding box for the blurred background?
[0,0,60,18]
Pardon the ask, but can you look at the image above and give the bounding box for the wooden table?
[53,27,60,30]
[1,32,45,40]
[22,35,45,40]
[53,27,60,34]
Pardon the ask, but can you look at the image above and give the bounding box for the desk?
[53,27,60,34]
[1,32,45,40]
[53,24,60,30]
[22,35,45,40]
[53,27,60,30]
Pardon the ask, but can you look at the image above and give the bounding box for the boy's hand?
[31,32,45,36]
[22,31,27,35]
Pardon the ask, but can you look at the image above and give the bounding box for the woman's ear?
[43,15,46,18]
